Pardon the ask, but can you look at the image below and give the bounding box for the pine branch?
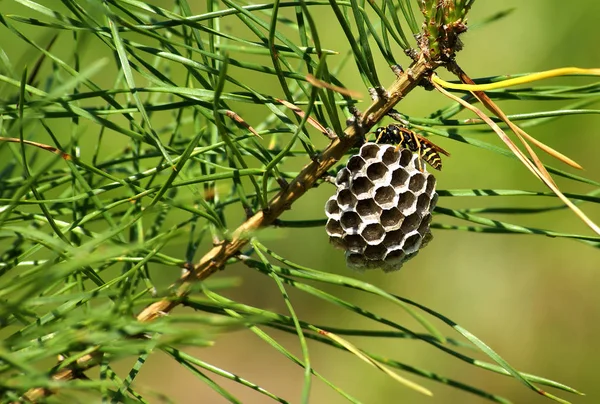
[14,3,592,403]
[21,54,440,403]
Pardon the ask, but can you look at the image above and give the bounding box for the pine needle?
[431,78,600,236]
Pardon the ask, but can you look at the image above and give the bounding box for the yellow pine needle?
[513,127,583,170]
[316,328,433,397]
[432,80,600,237]
[432,67,600,91]
[432,68,587,170]
[484,105,559,188]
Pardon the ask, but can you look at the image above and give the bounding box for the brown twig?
[21,56,437,403]
[0,137,71,160]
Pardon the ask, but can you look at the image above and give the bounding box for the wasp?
[373,124,450,171]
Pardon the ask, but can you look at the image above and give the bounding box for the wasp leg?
[415,151,426,172]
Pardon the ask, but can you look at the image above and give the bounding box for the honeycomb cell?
[397,191,417,215]
[374,186,396,208]
[416,193,431,212]
[350,176,375,199]
[325,197,341,218]
[399,149,412,167]
[408,172,426,193]
[418,213,433,236]
[337,189,357,209]
[402,231,422,254]
[380,146,400,166]
[430,193,439,210]
[356,199,382,220]
[360,143,380,161]
[383,229,403,248]
[383,251,418,272]
[400,212,421,233]
[391,168,409,190]
[380,208,403,230]
[366,162,389,183]
[361,223,385,244]
[385,249,406,263]
[325,219,343,237]
[346,253,368,269]
[421,231,434,248]
[336,167,351,187]
[425,175,436,196]
[329,235,346,250]
[344,234,367,253]
[340,211,361,231]
[347,155,366,174]
[364,244,387,260]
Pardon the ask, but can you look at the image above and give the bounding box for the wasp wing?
[415,133,451,156]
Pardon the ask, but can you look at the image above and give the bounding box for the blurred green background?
[2,1,600,403]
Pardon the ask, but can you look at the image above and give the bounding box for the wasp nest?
[325,142,438,272]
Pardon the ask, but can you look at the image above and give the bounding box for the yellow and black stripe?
[420,143,443,170]
[374,124,449,171]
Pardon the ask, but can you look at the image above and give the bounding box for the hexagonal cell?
[347,155,366,174]
[408,172,426,193]
[380,207,403,230]
[391,168,409,190]
[340,211,362,231]
[417,213,432,235]
[380,146,400,167]
[421,231,433,249]
[400,212,421,233]
[402,231,423,254]
[416,193,431,213]
[325,197,341,219]
[364,244,387,260]
[374,185,396,208]
[397,191,417,215]
[337,189,357,209]
[399,149,413,167]
[356,199,382,220]
[329,235,347,250]
[325,218,343,237]
[336,167,351,187]
[382,229,403,248]
[360,143,380,161]
[361,223,385,244]
[344,234,367,253]
[430,193,439,211]
[350,176,375,199]
[366,162,389,183]
[384,250,419,272]
[425,175,437,196]
[346,253,368,271]
[384,248,407,267]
